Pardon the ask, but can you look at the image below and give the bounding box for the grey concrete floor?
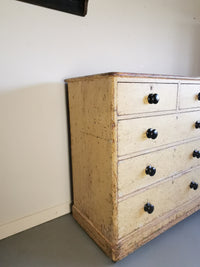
[0,212,200,267]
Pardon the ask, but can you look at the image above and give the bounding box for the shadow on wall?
[65,83,74,208]
[0,83,71,226]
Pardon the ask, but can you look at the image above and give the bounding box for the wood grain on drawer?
[118,111,200,157]
[118,139,200,197]
[180,84,200,109]
[118,167,200,239]
[117,83,177,115]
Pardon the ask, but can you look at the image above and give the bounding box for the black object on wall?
[17,0,89,16]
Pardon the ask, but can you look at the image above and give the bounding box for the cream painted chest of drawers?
[66,72,200,261]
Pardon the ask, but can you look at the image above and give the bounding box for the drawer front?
[118,139,200,197]
[118,111,200,156]
[117,83,177,115]
[180,84,200,109]
[118,167,200,238]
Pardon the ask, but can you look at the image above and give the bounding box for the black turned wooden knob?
[144,203,154,214]
[195,121,200,128]
[193,150,200,158]
[146,128,158,139]
[145,166,156,176]
[190,181,198,190]
[198,93,200,101]
[148,94,160,104]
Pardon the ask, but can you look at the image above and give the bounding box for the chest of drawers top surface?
[65,71,200,81]
[66,73,200,261]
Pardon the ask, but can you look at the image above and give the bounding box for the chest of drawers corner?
[66,72,200,261]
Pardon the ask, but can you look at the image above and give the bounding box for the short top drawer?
[117,83,177,115]
[180,84,200,109]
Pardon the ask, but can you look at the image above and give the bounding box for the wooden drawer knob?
[190,182,198,190]
[146,128,158,139]
[144,203,154,214]
[145,165,156,176]
[148,93,160,104]
[195,121,200,128]
[193,150,200,158]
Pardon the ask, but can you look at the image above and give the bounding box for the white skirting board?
[0,202,71,240]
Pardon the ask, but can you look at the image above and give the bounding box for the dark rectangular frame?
[17,0,89,16]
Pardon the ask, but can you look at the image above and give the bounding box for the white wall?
[0,0,200,239]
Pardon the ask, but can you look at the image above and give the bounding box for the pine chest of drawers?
[66,72,200,261]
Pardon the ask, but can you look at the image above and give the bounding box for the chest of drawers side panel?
[67,76,118,246]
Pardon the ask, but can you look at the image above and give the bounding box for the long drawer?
[118,139,200,197]
[118,111,200,156]
[118,167,200,239]
[117,82,177,115]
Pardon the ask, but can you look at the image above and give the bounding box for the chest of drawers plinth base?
[66,72,200,261]
[73,196,200,261]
